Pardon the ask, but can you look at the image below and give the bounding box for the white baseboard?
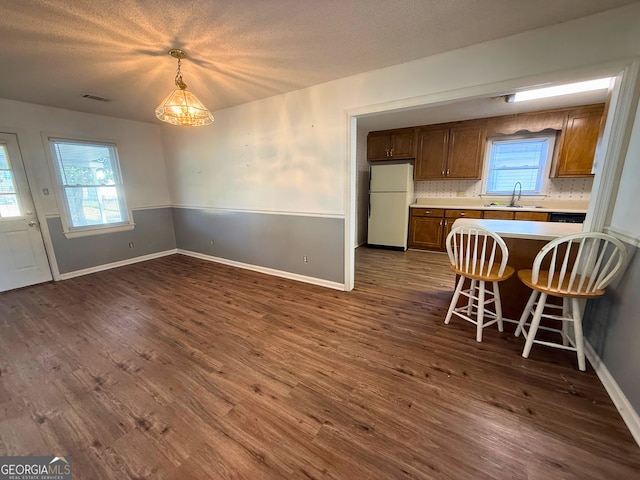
[585,341,640,447]
[177,249,346,291]
[59,249,178,280]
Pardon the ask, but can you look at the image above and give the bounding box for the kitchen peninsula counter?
[449,218,582,320]
[451,218,582,240]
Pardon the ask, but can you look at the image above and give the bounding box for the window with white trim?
[483,133,555,195]
[49,138,130,233]
[0,144,20,217]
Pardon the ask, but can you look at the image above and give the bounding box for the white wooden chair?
[444,225,514,342]
[515,232,627,371]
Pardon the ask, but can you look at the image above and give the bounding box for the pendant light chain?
[174,57,187,90]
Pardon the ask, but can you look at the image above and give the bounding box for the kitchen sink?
[484,204,544,209]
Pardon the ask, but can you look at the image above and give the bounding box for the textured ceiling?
[0,0,636,124]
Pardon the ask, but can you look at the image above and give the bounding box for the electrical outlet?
[303,256,308,263]
[128,242,134,248]
[210,240,215,245]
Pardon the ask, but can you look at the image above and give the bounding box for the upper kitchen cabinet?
[367,128,417,162]
[414,127,448,179]
[415,121,486,180]
[552,104,605,177]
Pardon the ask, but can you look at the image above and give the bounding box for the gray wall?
[172,208,344,284]
[584,243,640,412]
[48,208,176,274]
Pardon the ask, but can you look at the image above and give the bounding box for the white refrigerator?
[367,163,414,250]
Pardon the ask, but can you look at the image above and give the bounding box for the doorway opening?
[344,59,640,292]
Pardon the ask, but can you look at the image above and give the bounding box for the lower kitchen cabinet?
[408,208,444,249]
[514,211,549,222]
[482,210,514,220]
[444,209,483,244]
[483,210,549,221]
[409,208,550,251]
[409,208,483,251]
[409,217,443,249]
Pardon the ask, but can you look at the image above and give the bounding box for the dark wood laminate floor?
[1,247,639,479]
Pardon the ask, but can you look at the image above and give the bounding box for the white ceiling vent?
[82,93,111,102]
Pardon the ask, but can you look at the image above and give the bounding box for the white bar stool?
[515,232,627,371]
[444,225,514,342]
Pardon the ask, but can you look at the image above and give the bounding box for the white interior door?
[0,133,52,292]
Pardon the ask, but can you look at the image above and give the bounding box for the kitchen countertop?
[452,218,582,241]
[410,198,588,213]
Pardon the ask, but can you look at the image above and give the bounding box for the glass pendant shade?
[155,89,214,126]
[155,49,214,127]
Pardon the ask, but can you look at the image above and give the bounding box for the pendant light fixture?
[155,49,214,126]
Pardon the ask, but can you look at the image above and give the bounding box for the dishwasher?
[549,212,587,223]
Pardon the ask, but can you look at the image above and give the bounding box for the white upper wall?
[162,3,640,218]
[0,98,170,217]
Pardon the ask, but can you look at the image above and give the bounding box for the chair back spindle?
[530,233,626,296]
[447,226,508,278]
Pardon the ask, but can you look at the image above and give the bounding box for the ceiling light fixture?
[155,49,214,127]
[505,77,613,103]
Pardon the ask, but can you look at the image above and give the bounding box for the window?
[484,134,555,195]
[0,144,20,218]
[49,138,130,234]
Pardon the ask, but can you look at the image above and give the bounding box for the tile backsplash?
[415,177,593,201]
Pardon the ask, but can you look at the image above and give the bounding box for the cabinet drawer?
[483,210,515,220]
[445,209,483,219]
[411,208,444,218]
[514,211,549,222]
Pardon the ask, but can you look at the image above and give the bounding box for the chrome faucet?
[509,182,522,207]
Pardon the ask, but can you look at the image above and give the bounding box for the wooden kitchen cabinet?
[409,208,484,250]
[415,128,448,179]
[483,210,515,220]
[367,129,417,162]
[443,209,483,244]
[415,122,486,180]
[408,208,444,250]
[552,104,605,177]
[482,210,549,221]
[447,124,486,178]
[514,211,549,222]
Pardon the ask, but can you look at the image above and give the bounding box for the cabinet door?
[415,128,448,180]
[553,105,604,177]
[409,216,443,250]
[446,123,486,179]
[367,134,390,162]
[442,218,455,249]
[389,131,416,159]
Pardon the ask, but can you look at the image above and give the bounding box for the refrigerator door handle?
[368,165,372,218]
